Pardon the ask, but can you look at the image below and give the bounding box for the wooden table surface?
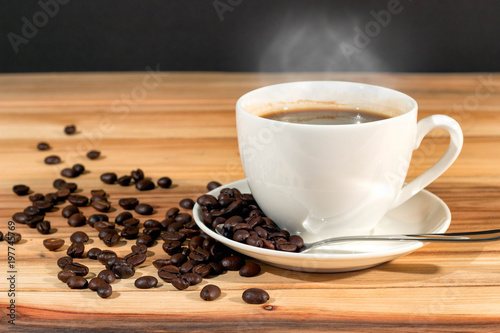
[1,72,500,332]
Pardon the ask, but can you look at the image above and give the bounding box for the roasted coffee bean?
[192,264,211,278]
[67,213,86,227]
[122,218,140,227]
[158,265,180,282]
[37,142,50,150]
[117,175,132,186]
[43,238,65,251]
[98,269,116,284]
[25,214,43,228]
[160,217,174,230]
[183,272,203,286]
[233,229,250,242]
[87,247,102,260]
[125,252,147,267]
[246,235,263,248]
[162,240,182,255]
[44,192,59,204]
[208,261,224,276]
[221,255,245,271]
[157,176,172,188]
[153,258,172,269]
[136,234,154,247]
[134,276,158,289]
[68,194,89,207]
[165,207,179,218]
[166,221,184,232]
[63,262,89,276]
[171,276,190,290]
[56,188,71,200]
[113,261,135,279]
[189,247,210,262]
[197,194,219,209]
[91,200,111,212]
[100,172,117,184]
[57,256,73,269]
[97,282,113,298]
[135,179,155,191]
[90,189,107,198]
[239,263,261,277]
[162,231,186,243]
[242,288,269,304]
[169,253,187,266]
[178,260,196,274]
[131,168,144,182]
[72,163,85,175]
[131,244,148,254]
[97,250,118,264]
[118,198,139,210]
[5,232,22,244]
[134,203,153,215]
[289,235,304,249]
[61,167,78,178]
[86,150,101,159]
[67,242,85,258]
[59,182,78,193]
[58,269,76,283]
[121,226,139,239]
[24,206,44,217]
[29,193,44,202]
[174,213,192,224]
[276,242,297,252]
[101,231,120,247]
[88,213,108,227]
[188,235,204,251]
[64,124,76,135]
[70,231,89,243]
[143,219,162,229]
[206,181,222,191]
[12,212,30,224]
[36,220,51,234]
[115,211,133,225]
[12,184,30,196]
[200,284,221,301]
[67,276,88,289]
[53,178,66,189]
[94,221,115,232]
[88,277,107,291]
[44,155,61,165]
[61,205,79,218]
[179,198,195,209]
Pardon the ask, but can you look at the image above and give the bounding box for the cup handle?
[390,115,464,209]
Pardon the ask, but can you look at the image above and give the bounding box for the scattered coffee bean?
[24,206,44,217]
[67,194,89,207]
[97,250,118,265]
[58,269,76,283]
[171,276,190,290]
[112,261,135,279]
[64,124,76,135]
[57,256,73,269]
[43,238,65,251]
[136,179,155,191]
[119,198,139,210]
[179,198,195,209]
[56,188,71,200]
[158,265,180,282]
[63,262,89,276]
[200,284,221,301]
[5,232,22,244]
[62,205,79,218]
[183,272,202,286]
[67,242,85,258]
[61,167,78,178]
[100,172,117,184]
[100,230,120,247]
[12,212,31,224]
[90,189,107,199]
[86,150,101,160]
[239,263,261,277]
[37,142,50,150]
[94,221,115,232]
[53,178,66,189]
[165,207,179,218]
[117,175,132,186]
[91,200,111,212]
[29,193,44,202]
[66,276,87,289]
[32,199,53,212]
[70,231,89,243]
[44,155,61,165]
[88,277,107,291]
[72,163,85,175]
[98,269,116,284]
[36,220,51,234]
[207,181,222,191]
[59,182,78,192]
[136,234,154,247]
[221,255,245,271]
[88,213,108,227]
[157,177,172,188]
[12,184,30,196]
[131,169,144,182]
[115,211,133,225]
[67,213,86,227]
[125,252,147,267]
[121,226,139,239]
[97,283,113,298]
[87,247,102,259]
[242,288,269,304]
[134,203,153,215]
[131,244,148,254]
[134,276,158,289]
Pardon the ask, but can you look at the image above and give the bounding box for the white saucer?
[193,179,451,273]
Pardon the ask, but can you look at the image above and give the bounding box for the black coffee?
[261,108,389,125]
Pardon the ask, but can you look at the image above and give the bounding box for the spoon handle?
[304,229,500,250]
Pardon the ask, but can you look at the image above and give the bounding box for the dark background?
[1,0,500,73]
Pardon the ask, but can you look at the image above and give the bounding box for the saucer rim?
[193,179,451,260]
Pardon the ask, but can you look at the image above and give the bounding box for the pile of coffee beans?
[197,188,305,252]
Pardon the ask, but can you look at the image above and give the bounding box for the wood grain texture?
[1,72,500,332]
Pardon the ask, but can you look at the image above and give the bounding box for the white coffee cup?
[236,81,463,243]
